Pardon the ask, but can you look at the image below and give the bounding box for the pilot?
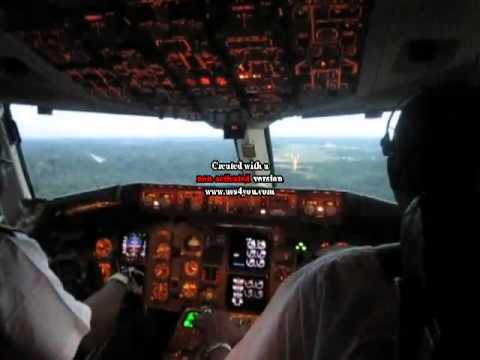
[0,225,143,360]
[198,83,479,360]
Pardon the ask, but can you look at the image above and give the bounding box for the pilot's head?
[383,83,480,209]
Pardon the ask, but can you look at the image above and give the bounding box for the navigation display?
[229,232,269,271]
[122,232,147,261]
[226,275,268,312]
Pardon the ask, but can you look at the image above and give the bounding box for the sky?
[11,104,400,139]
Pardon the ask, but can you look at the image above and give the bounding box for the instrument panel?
[146,225,283,314]
[4,0,370,122]
[41,183,398,359]
[94,222,296,316]
[85,185,343,315]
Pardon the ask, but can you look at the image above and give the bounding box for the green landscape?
[21,137,395,202]
[273,138,394,201]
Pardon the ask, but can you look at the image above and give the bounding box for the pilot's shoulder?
[313,246,378,268]
[0,224,27,248]
[0,224,42,253]
[302,246,382,285]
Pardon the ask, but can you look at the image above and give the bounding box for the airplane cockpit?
[23,181,398,358]
[1,1,479,359]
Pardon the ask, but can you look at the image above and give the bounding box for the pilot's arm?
[0,229,129,360]
[201,246,398,360]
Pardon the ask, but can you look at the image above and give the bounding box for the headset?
[380,93,419,157]
[380,93,419,194]
[380,109,398,157]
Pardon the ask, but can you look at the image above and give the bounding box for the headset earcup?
[386,153,399,191]
[381,133,393,156]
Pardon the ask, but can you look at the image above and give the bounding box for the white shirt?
[227,246,398,360]
[0,230,92,360]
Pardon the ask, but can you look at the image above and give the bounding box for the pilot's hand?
[197,310,246,350]
[110,267,144,295]
[126,267,144,295]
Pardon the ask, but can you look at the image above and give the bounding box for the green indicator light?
[183,311,199,329]
[296,242,307,252]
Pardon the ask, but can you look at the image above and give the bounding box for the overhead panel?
[4,0,370,122]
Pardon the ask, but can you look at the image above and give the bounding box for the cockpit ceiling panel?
[3,0,370,122]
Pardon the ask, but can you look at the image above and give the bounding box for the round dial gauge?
[184,260,200,277]
[181,281,198,299]
[154,243,171,260]
[95,238,113,259]
[154,262,170,280]
[151,282,169,302]
[184,235,202,253]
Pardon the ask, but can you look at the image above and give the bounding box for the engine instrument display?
[154,243,171,260]
[154,262,170,280]
[227,275,268,313]
[229,232,269,271]
[95,237,113,259]
[122,232,147,261]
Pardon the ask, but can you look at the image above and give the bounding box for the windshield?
[12,105,237,199]
[270,113,400,202]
